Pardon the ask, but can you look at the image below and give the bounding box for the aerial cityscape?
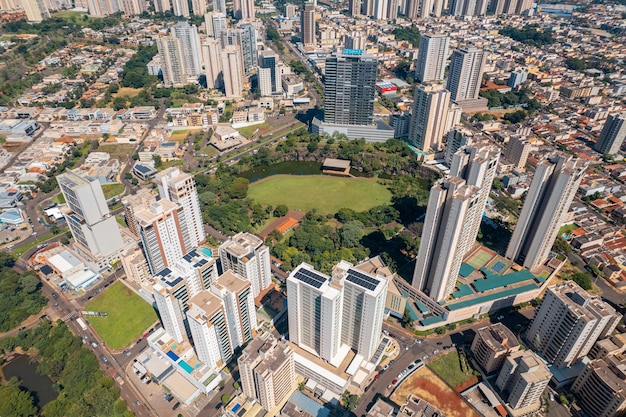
[0,0,625,416]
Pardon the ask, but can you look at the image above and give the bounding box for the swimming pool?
[200,247,213,258]
[179,360,193,374]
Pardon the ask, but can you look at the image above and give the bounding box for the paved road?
[354,308,535,416]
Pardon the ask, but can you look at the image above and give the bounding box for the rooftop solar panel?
[346,268,380,291]
[292,267,327,288]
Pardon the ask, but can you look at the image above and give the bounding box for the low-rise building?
[471,323,520,374]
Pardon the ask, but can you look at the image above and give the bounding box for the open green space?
[236,123,268,139]
[51,193,66,204]
[559,223,577,236]
[101,183,125,199]
[429,350,477,389]
[248,175,392,214]
[85,281,157,350]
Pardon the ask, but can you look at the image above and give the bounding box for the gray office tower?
[594,113,626,156]
[324,51,377,125]
[506,155,588,270]
[221,26,257,75]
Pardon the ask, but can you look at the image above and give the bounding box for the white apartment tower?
[413,145,498,302]
[495,350,550,410]
[21,0,49,21]
[171,22,203,78]
[594,113,626,156]
[233,0,254,19]
[504,134,532,171]
[239,334,296,411]
[172,0,189,16]
[187,291,233,370]
[202,38,222,90]
[446,46,486,102]
[153,282,188,343]
[415,33,449,83]
[190,0,206,14]
[219,232,272,298]
[119,0,147,14]
[157,36,185,87]
[408,83,451,152]
[153,0,171,13]
[506,154,588,270]
[213,0,226,13]
[220,47,244,98]
[57,171,124,265]
[155,167,205,250]
[211,271,257,349]
[287,263,343,363]
[334,261,388,361]
[526,282,621,368]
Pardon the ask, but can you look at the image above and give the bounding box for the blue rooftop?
[287,391,330,417]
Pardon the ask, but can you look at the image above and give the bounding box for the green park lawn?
[85,281,157,350]
[101,183,125,199]
[428,350,478,390]
[247,175,392,214]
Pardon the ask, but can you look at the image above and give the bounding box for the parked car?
[91,341,98,348]
[101,355,108,363]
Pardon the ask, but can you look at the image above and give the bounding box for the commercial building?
[239,333,296,411]
[413,145,498,302]
[323,51,377,126]
[471,323,520,374]
[571,356,626,417]
[495,350,550,411]
[415,34,449,83]
[155,167,205,251]
[301,2,316,47]
[594,113,626,156]
[446,46,486,102]
[57,171,124,268]
[210,271,257,349]
[506,154,588,270]
[219,232,272,299]
[259,49,281,95]
[527,282,621,368]
[408,83,451,152]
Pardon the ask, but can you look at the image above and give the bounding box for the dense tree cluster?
[499,25,555,47]
[392,25,421,47]
[479,86,541,112]
[120,45,158,89]
[0,253,47,332]
[0,322,132,417]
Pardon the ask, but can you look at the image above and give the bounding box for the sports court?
[465,246,496,269]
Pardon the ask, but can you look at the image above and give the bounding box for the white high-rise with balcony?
[415,33,449,83]
[219,232,271,298]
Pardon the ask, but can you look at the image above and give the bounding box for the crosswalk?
[61,312,78,322]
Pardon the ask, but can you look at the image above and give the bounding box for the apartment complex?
[446,46,486,102]
[495,350,550,410]
[239,334,296,411]
[527,282,621,368]
[219,232,272,299]
[594,113,626,156]
[211,271,257,349]
[408,83,450,152]
[414,33,449,83]
[503,134,532,171]
[572,356,626,417]
[506,154,588,270]
[471,323,520,374]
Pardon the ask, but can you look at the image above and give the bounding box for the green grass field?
[248,175,392,214]
[85,282,157,350]
[237,123,268,139]
[429,350,477,389]
[101,183,125,199]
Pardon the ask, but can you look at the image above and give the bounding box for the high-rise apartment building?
[157,36,185,87]
[211,271,257,349]
[119,0,147,14]
[408,83,450,152]
[449,0,487,16]
[503,134,531,171]
[239,334,296,411]
[120,246,151,286]
[418,0,432,17]
[471,323,520,374]
[507,68,527,89]
[301,1,315,47]
[415,33,449,83]
[324,51,377,126]
[446,47,486,102]
[187,290,233,370]
[233,0,254,19]
[202,38,222,90]
[334,261,388,361]
[213,0,225,13]
[57,171,124,266]
[155,167,205,250]
[287,262,388,362]
[133,200,189,275]
[153,0,171,12]
[444,127,473,165]
[285,3,297,17]
[190,0,206,14]
[219,232,272,299]
[87,0,118,16]
[122,188,156,238]
[258,67,273,96]
[153,282,188,342]
[172,0,189,16]
[240,24,258,75]
[506,155,587,270]
[495,350,550,410]
[171,22,203,78]
[206,11,227,38]
[527,282,621,368]
[221,47,244,98]
[21,0,49,21]
[594,113,626,156]
[349,0,360,15]
[412,145,498,302]
[572,357,626,417]
[287,263,343,362]
[344,31,367,50]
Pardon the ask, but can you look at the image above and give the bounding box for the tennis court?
[490,260,508,274]
[466,247,494,269]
